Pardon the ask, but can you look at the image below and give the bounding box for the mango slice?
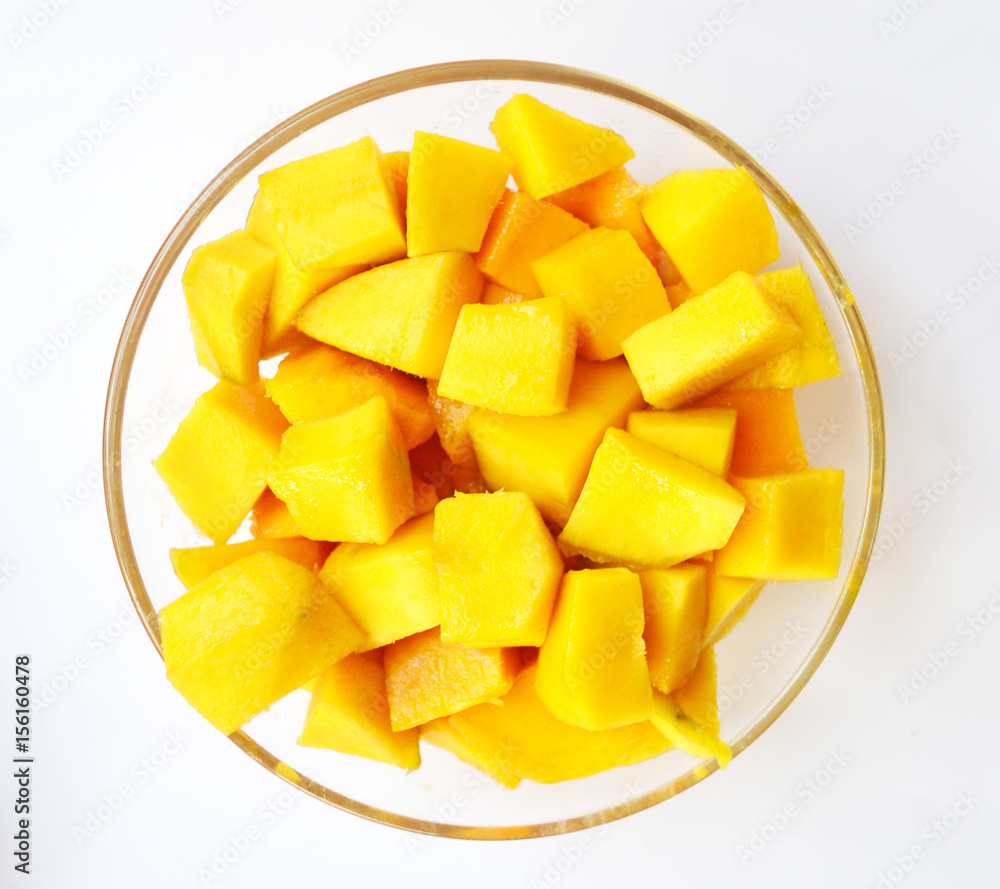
[318,513,440,650]
[256,136,405,274]
[490,94,635,199]
[535,568,652,730]
[639,563,708,695]
[433,491,563,647]
[406,132,513,256]
[474,189,588,299]
[295,251,483,379]
[467,357,644,524]
[531,227,671,360]
[436,297,576,416]
[159,552,363,734]
[384,627,518,731]
[559,429,746,569]
[623,271,803,409]
[268,396,414,544]
[420,717,521,788]
[424,380,479,471]
[626,407,737,477]
[264,342,434,450]
[716,469,845,580]
[640,166,779,294]
[154,381,288,543]
[169,537,328,588]
[299,651,420,771]
[250,488,301,538]
[702,565,764,649]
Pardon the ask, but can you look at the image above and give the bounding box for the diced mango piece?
[406,132,512,256]
[531,227,671,360]
[696,388,807,476]
[169,537,328,588]
[384,627,518,731]
[672,647,724,739]
[408,435,458,503]
[623,271,803,409]
[559,429,746,569]
[420,717,521,788]
[490,94,635,199]
[264,342,433,449]
[535,568,652,730]
[250,488,301,538]
[626,408,737,477]
[467,358,644,524]
[703,565,764,648]
[318,513,440,650]
[154,381,288,543]
[480,282,528,304]
[725,264,841,389]
[640,167,779,294]
[159,552,363,734]
[295,251,483,379]
[474,189,588,299]
[716,470,845,580]
[268,397,414,544]
[639,563,708,695]
[433,492,563,647]
[425,380,479,471]
[299,651,420,771]
[383,150,409,216]
[436,297,576,416]
[256,136,405,274]
[650,690,731,769]
[665,280,695,309]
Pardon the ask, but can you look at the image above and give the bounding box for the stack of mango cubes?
[154,94,844,786]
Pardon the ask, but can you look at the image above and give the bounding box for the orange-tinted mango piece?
[480,282,528,304]
[424,380,479,472]
[639,563,708,695]
[250,488,300,538]
[626,408,737,478]
[420,717,521,788]
[169,537,328,588]
[383,150,410,216]
[408,434,458,502]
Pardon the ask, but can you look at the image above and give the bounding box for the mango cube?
[639,563,708,695]
[318,513,440,650]
[626,408,737,477]
[436,297,576,416]
[716,470,845,580]
[490,94,635,199]
[169,537,328,588]
[250,488,301,538]
[640,166,779,294]
[154,381,288,543]
[480,282,527,304]
[299,651,420,771]
[424,379,479,471]
[559,429,746,569]
[406,132,513,256]
[383,150,409,215]
[384,627,518,731]
[159,552,363,734]
[265,342,433,449]
[703,565,764,649]
[267,396,414,544]
[535,568,652,730]
[623,271,803,409]
[531,227,671,360]
[433,492,563,647]
[420,717,521,789]
[295,251,483,379]
[467,357,644,524]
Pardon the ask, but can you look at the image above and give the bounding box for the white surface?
[2,1,998,886]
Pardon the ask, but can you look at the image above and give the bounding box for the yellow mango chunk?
[318,513,440,650]
[490,94,635,199]
[436,297,576,416]
[299,651,420,771]
[467,357,644,524]
[640,563,708,695]
[535,568,652,730]
[725,264,841,389]
[169,537,328,588]
[623,271,803,409]
[268,397,414,544]
[264,342,433,449]
[480,282,527,304]
[640,166,779,294]
[250,488,300,538]
[256,136,405,274]
[420,717,521,788]
[433,492,563,647]
[626,408,737,477]
[424,380,479,471]
[406,132,513,256]
[531,227,671,360]
[703,565,764,649]
[295,251,484,379]
[154,381,288,543]
[384,627,518,731]
[474,189,589,299]
[716,470,845,580]
[383,150,409,216]
[159,552,363,734]
[559,429,746,569]
[182,229,276,383]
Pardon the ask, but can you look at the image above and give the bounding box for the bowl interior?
[104,61,884,839]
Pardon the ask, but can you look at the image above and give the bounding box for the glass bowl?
[103,60,885,840]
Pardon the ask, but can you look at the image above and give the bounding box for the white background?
[3,0,999,886]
